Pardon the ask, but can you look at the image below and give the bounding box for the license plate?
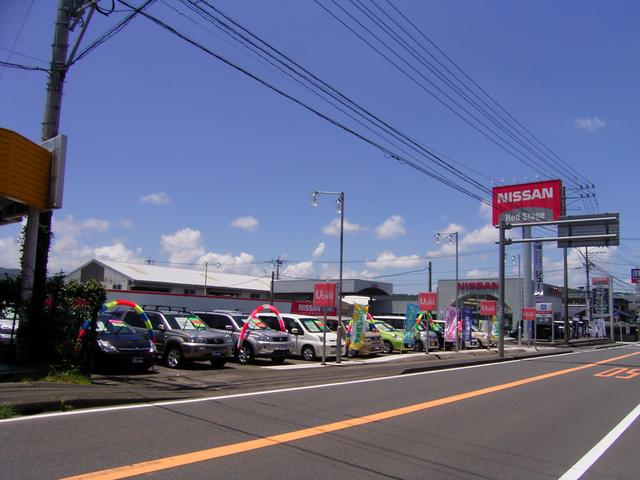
[132,357,143,364]
[276,346,289,351]
[211,351,222,357]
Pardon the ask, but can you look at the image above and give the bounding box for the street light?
[312,190,345,364]
[512,254,522,346]
[436,231,459,350]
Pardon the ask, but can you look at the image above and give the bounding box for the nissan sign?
[492,179,563,225]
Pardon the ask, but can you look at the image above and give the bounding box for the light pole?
[312,190,344,364]
[436,231,459,350]
[512,254,522,346]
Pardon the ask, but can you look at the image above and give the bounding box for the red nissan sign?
[292,301,336,317]
[480,300,497,316]
[313,283,337,307]
[522,308,536,321]
[418,292,437,311]
[492,179,563,226]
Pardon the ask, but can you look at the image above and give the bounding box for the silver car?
[194,310,293,365]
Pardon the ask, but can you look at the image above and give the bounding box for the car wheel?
[237,344,254,365]
[382,340,393,354]
[210,358,226,368]
[414,340,424,352]
[271,356,286,364]
[165,346,183,369]
[301,345,315,361]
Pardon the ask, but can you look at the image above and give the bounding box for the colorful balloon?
[237,304,285,349]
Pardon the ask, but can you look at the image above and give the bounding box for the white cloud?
[0,236,21,268]
[318,263,378,280]
[161,228,204,264]
[199,251,260,275]
[282,261,314,279]
[575,116,606,132]
[365,251,422,270]
[460,224,498,248]
[94,243,143,264]
[312,242,326,259]
[479,202,493,221]
[117,218,134,229]
[54,215,110,235]
[139,192,171,205]
[231,216,259,232]
[466,268,496,279]
[375,215,406,239]
[322,218,367,236]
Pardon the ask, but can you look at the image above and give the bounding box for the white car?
[258,313,346,361]
[0,314,19,346]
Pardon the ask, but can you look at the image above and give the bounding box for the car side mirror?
[225,325,233,331]
[157,324,165,331]
[291,328,299,335]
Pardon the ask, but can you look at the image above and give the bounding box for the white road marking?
[558,401,640,480]
[0,349,593,424]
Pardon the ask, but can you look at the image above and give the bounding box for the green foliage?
[0,273,107,372]
[0,403,16,420]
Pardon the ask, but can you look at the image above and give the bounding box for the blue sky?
[1,0,639,294]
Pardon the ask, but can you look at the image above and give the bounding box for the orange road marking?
[62,350,640,480]
[594,367,629,378]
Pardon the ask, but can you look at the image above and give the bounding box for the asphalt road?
[2,345,639,479]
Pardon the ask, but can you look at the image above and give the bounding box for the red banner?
[313,283,337,307]
[522,308,536,321]
[492,179,562,226]
[480,300,497,316]
[418,292,437,311]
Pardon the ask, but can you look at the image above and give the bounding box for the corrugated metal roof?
[97,260,271,292]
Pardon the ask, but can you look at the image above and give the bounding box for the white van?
[258,313,346,361]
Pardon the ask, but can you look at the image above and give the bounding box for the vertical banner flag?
[403,303,419,347]
[491,316,499,339]
[350,304,368,351]
[534,241,544,296]
[445,306,458,343]
[418,292,437,311]
[462,307,473,342]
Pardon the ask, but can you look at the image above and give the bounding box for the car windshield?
[234,316,268,331]
[96,319,136,334]
[374,322,395,333]
[301,317,325,333]
[166,314,208,331]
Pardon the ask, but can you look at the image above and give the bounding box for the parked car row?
[82,306,492,372]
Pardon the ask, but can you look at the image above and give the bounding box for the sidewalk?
[0,342,616,418]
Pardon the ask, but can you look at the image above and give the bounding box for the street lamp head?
[311,191,318,208]
[335,197,342,214]
[448,234,454,246]
[435,232,440,245]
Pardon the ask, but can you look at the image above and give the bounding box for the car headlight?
[254,334,270,342]
[191,336,206,343]
[97,339,118,353]
[149,342,157,353]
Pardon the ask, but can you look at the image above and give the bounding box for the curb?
[8,395,187,416]
[400,349,571,375]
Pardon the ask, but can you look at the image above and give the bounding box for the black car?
[92,316,156,372]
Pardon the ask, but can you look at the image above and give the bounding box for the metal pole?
[322,307,327,365]
[204,261,208,295]
[455,233,459,351]
[609,276,615,342]
[498,223,506,358]
[523,226,533,343]
[563,248,569,344]
[336,193,344,364]
[517,254,522,347]
[585,248,592,334]
[269,271,275,306]
[21,0,74,304]
[428,261,432,292]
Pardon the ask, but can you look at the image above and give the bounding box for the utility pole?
[428,261,432,292]
[585,248,592,331]
[562,187,570,345]
[21,0,76,363]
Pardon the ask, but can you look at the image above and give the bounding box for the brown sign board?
[557,213,619,248]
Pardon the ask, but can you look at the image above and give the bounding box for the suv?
[193,310,292,365]
[373,315,439,351]
[258,313,346,361]
[122,309,234,369]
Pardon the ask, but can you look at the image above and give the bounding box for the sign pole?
[498,222,506,358]
[609,276,615,342]
[322,306,327,365]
